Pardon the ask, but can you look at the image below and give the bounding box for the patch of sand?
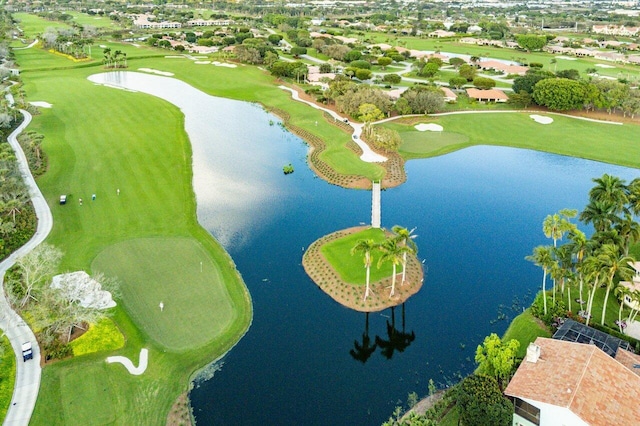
[595,63,616,69]
[194,61,211,64]
[138,68,174,76]
[165,55,184,59]
[99,44,107,48]
[415,123,443,132]
[132,43,140,47]
[556,56,577,60]
[530,114,553,124]
[212,61,237,68]
[30,101,52,108]
[106,348,148,375]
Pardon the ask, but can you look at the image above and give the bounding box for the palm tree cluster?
[102,48,128,69]
[527,174,640,328]
[350,225,418,300]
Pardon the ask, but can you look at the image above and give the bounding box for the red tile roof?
[465,88,508,101]
[505,338,640,426]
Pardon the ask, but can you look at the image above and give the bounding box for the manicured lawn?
[502,309,551,359]
[18,61,252,424]
[0,336,15,420]
[92,237,235,351]
[386,112,640,168]
[60,364,115,424]
[320,228,394,285]
[13,13,71,38]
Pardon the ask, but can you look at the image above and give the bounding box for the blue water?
[87,72,639,425]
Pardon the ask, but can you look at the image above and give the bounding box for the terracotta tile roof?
[505,338,640,426]
[615,349,640,377]
[465,88,508,101]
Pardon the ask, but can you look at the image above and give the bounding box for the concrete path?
[0,110,50,426]
[106,349,149,376]
[12,39,38,51]
[278,85,387,163]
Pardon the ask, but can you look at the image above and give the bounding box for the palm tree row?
[350,225,418,300]
[527,174,640,328]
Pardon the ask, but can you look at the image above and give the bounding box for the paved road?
[0,110,49,426]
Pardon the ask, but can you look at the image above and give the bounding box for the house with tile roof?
[504,337,640,426]
[466,88,508,103]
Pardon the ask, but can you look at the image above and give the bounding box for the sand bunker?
[194,61,211,65]
[138,68,174,76]
[165,55,184,59]
[415,123,443,132]
[530,114,553,124]
[595,64,616,69]
[99,44,107,48]
[555,56,577,61]
[212,61,237,68]
[30,101,52,108]
[106,348,148,375]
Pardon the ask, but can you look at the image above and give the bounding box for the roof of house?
[505,337,640,426]
[465,88,508,100]
[441,87,457,99]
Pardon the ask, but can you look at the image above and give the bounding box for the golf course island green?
[303,227,424,312]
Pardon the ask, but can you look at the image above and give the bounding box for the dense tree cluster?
[513,69,640,115]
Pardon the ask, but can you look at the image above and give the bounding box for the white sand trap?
[99,44,107,48]
[107,348,148,375]
[530,114,553,124]
[138,68,174,76]
[556,56,577,61]
[212,61,237,68]
[194,61,211,64]
[30,101,52,108]
[165,55,185,59]
[595,64,616,69]
[415,123,443,132]
[191,56,207,60]
[132,43,141,47]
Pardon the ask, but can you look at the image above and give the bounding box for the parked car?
[21,342,33,362]
[59,195,67,205]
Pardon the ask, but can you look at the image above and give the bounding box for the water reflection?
[350,312,377,364]
[375,305,416,360]
[87,71,299,248]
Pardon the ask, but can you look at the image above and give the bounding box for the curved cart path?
[1,110,50,426]
[278,85,388,163]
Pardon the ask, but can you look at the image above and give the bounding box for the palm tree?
[351,239,377,301]
[543,209,577,247]
[615,214,640,256]
[614,284,631,332]
[581,255,606,327]
[377,237,410,298]
[568,229,589,304]
[391,225,418,285]
[580,199,618,233]
[597,244,634,326]
[526,246,554,315]
[589,174,629,216]
[628,177,640,216]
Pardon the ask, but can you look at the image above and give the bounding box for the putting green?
[92,237,235,351]
[400,130,469,155]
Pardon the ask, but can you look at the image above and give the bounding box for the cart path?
[0,110,50,426]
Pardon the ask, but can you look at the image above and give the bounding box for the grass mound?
[92,237,235,352]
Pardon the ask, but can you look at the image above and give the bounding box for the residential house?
[466,88,508,102]
[428,30,455,38]
[505,337,640,426]
[619,261,640,310]
[441,87,457,103]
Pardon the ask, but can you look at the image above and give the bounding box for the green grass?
[0,336,16,420]
[438,405,460,426]
[70,318,124,357]
[13,13,71,39]
[320,228,394,285]
[385,112,640,168]
[17,60,252,424]
[92,238,235,351]
[501,309,551,359]
[60,364,115,424]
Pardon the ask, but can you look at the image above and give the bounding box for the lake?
[88,71,639,425]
